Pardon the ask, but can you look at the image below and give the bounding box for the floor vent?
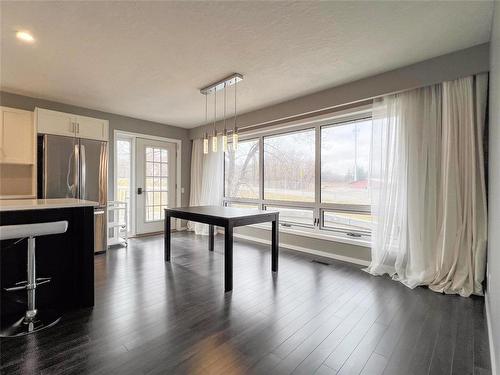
[311,260,330,266]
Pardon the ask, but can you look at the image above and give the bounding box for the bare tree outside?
[224,139,259,199]
[264,129,315,202]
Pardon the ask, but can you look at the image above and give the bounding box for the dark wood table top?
[165,205,279,227]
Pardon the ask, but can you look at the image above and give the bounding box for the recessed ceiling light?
[16,31,35,43]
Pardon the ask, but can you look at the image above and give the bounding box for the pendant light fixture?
[200,73,243,153]
[222,83,228,152]
[232,79,239,151]
[212,87,218,153]
[203,95,209,154]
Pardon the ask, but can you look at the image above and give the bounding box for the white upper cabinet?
[36,108,109,141]
[0,106,35,164]
[36,108,75,138]
[75,114,109,141]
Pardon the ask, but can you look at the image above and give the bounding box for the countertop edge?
[0,199,99,212]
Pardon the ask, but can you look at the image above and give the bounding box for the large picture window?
[223,109,372,238]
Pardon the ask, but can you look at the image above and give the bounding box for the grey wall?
[189,43,490,140]
[488,3,500,373]
[0,91,191,206]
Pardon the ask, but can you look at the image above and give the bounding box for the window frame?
[223,106,372,239]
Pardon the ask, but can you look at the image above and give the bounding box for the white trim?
[113,129,183,232]
[113,134,136,235]
[114,129,182,145]
[233,232,370,267]
[485,293,497,375]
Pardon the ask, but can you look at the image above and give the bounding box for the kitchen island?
[0,198,97,328]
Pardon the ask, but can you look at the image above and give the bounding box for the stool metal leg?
[1,237,61,337]
[26,237,38,322]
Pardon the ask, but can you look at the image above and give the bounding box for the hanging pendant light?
[200,74,243,153]
[203,132,209,154]
[222,83,228,152]
[212,88,218,152]
[232,80,239,151]
[203,95,209,154]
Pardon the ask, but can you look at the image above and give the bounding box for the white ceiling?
[1,1,493,128]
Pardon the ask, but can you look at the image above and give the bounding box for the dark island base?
[0,207,94,329]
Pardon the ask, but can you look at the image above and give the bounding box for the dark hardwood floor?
[0,232,492,375]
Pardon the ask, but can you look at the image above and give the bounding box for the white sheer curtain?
[366,74,488,297]
[187,138,224,235]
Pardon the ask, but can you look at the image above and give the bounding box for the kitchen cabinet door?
[36,108,76,138]
[0,106,35,164]
[75,115,109,141]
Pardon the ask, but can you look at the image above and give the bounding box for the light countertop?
[0,198,99,212]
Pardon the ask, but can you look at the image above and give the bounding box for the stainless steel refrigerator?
[38,134,108,253]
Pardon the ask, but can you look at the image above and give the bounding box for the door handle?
[137,187,143,195]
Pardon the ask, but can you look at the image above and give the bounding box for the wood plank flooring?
[0,232,492,375]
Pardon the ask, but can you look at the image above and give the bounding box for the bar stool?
[0,221,68,337]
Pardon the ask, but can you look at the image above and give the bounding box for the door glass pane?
[154,149,161,162]
[264,129,315,202]
[144,146,170,222]
[161,178,168,190]
[146,148,154,162]
[321,119,371,205]
[146,192,154,206]
[265,205,314,226]
[153,163,160,176]
[146,162,154,177]
[161,163,168,177]
[116,139,132,228]
[224,139,259,199]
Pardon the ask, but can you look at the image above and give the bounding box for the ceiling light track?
[200,73,243,96]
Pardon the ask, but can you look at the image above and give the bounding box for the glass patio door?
[135,138,176,234]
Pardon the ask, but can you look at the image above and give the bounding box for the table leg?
[209,225,214,251]
[224,224,233,292]
[272,216,279,272]
[165,214,171,262]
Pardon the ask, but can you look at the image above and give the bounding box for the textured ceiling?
[0,1,493,128]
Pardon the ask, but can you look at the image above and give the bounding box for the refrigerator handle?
[80,144,86,200]
[99,142,108,206]
[66,143,78,198]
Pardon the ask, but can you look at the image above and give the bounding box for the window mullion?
[315,123,321,228]
[259,135,264,209]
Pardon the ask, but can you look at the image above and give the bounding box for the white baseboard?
[485,292,498,375]
[233,233,370,267]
